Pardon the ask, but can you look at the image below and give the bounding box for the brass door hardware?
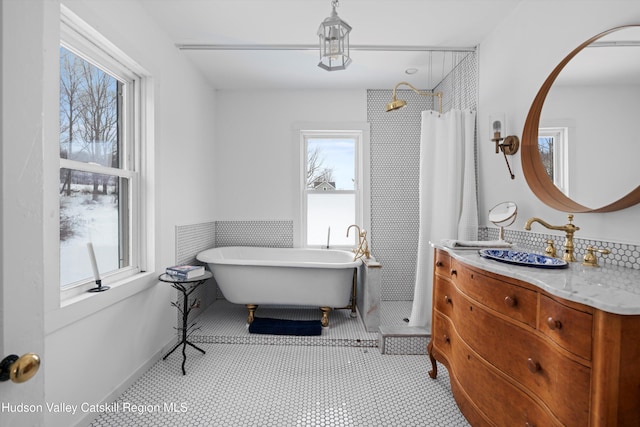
[0,353,40,383]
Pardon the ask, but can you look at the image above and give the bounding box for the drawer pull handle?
[444,295,452,304]
[527,358,541,373]
[504,296,517,307]
[450,269,457,276]
[525,423,535,427]
[547,317,562,330]
[436,260,443,267]
[443,334,450,343]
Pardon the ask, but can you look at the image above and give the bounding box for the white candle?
[87,242,100,281]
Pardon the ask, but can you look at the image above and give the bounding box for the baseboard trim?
[72,336,176,427]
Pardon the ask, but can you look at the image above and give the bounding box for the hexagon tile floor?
[88,302,470,427]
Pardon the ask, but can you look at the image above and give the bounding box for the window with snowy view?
[59,15,145,294]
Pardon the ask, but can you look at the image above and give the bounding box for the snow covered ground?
[60,189,120,287]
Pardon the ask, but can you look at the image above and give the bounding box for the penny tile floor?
[89,301,470,426]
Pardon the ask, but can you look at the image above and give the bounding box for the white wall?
[478,1,640,243]
[214,89,367,224]
[0,1,216,426]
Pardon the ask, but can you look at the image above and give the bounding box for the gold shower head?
[385,97,407,112]
[385,81,442,113]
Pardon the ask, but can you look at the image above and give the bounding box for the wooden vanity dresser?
[428,248,640,427]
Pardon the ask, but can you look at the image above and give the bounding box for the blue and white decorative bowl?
[478,249,568,269]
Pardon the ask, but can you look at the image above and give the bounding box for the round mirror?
[489,201,517,240]
[522,25,640,212]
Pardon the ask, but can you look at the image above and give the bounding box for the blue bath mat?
[248,317,323,336]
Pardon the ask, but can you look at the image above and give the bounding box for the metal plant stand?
[159,271,212,375]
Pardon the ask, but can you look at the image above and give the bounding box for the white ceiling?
[139,0,523,90]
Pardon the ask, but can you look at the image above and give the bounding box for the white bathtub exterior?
[196,247,362,307]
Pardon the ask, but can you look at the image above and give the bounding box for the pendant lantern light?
[317,0,352,71]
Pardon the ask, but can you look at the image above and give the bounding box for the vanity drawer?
[539,294,593,360]
[454,298,590,426]
[433,276,456,318]
[434,250,452,278]
[451,332,563,427]
[432,311,455,362]
[451,260,537,328]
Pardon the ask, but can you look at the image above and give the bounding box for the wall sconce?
[490,114,519,180]
[317,0,352,71]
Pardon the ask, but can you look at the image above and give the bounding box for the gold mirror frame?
[521,25,640,213]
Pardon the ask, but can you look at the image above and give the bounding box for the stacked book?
[165,264,205,279]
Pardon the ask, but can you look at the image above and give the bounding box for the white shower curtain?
[408,109,478,329]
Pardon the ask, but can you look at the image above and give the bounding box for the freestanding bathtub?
[196,246,362,327]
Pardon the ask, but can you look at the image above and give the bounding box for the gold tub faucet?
[524,214,580,262]
[346,224,371,261]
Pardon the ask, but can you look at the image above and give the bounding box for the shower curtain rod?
[176,43,476,52]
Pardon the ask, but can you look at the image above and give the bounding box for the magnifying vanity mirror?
[489,201,517,241]
[521,25,640,212]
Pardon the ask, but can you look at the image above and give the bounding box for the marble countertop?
[434,245,640,315]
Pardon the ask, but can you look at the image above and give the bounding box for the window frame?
[293,123,370,249]
[59,7,150,300]
[538,126,569,196]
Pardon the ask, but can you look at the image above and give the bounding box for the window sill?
[45,271,157,335]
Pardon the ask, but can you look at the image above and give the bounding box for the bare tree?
[59,48,83,196]
[59,49,119,200]
[307,145,334,187]
[538,136,554,180]
[76,59,119,198]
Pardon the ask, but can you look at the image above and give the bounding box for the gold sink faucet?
[582,246,611,267]
[346,224,370,261]
[524,214,580,262]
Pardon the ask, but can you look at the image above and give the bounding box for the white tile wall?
[367,51,479,300]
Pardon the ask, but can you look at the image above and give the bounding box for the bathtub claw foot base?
[246,304,258,324]
[320,307,331,328]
